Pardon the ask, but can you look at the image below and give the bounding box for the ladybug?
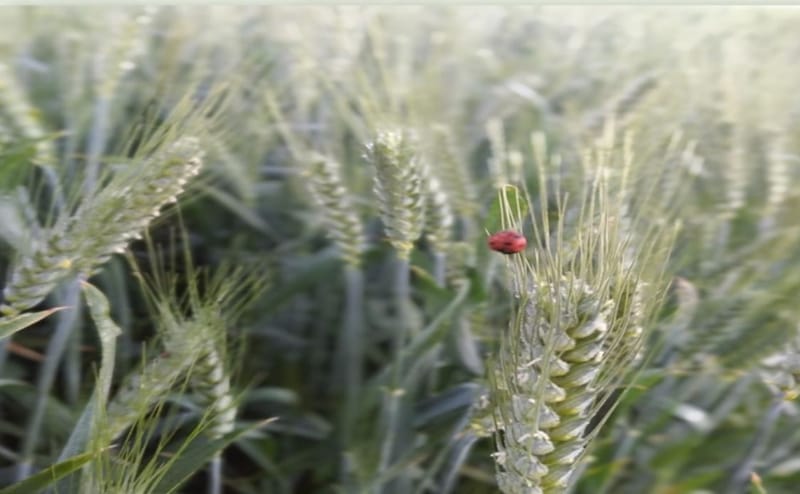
[488,230,527,254]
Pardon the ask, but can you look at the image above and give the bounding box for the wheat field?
[1,6,799,494]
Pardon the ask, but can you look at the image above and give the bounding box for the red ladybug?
[488,230,527,254]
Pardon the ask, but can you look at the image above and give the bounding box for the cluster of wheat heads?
[0,120,252,492]
[0,14,264,489]
[2,6,800,494]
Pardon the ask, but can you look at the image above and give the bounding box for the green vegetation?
[1,6,799,494]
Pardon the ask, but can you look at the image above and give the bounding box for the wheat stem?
[728,392,785,493]
[209,455,224,494]
[337,265,365,448]
[15,279,82,482]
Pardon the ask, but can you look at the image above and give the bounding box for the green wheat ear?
[423,170,455,255]
[106,244,261,443]
[192,344,236,438]
[489,132,675,492]
[492,261,657,494]
[104,320,208,442]
[583,72,658,135]
[0,63,56,166]
[305,153,366,267]
[430,124,477,221]
[365,129,426,259]
[0,137,203,317]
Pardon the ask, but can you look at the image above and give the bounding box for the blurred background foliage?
[1,5,800,494]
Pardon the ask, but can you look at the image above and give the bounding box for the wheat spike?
[1,138,203,316]
[493,274,647,493]
[306,154,366,267]
[423,169,454,254]
[0,63,55,165]
[365,129,426,259]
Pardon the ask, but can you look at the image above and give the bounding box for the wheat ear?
[192,341,236,494]
[493,274,645,493]
[490,137,672,492]
[104,316,209,441]
[366,129,426,260]
[305,153,366,267]
[430,124,478,224]
[0,63,55,166]
[1,138,203,317]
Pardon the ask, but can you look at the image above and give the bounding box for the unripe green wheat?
[583,73,658,135]
[0,219,75,317]
[764,130,789,223]
[1,137,203,316]
[306,154,366,267]
[105,317,208,440]
[493,274,647,494]
[189,309,236,438]
[191,338,236,494]
[761,332,800,401]
[488,135,673,493]
[445,241,475,288]
[93,9,151,99]
[0,63,55,165]
[423,171,454,254]
[74,137,203,270]
[365,129,426,259]
[105,350,193,441]
[105,302,232,441]
[723,129,747,216]
[192,344,236,438]
[430,124,478,220]
[614,73,658,122]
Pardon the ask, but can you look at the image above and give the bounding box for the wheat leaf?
[0,451,98,494]
[0,307,65,339]
[153,419,275,494]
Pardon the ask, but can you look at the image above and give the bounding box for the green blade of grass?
[0,451,99,494]
[0,307,65,339]
[484,184,529,235]
[79,281,122,403]
[153,419,275,494]
[55,282,122,492]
